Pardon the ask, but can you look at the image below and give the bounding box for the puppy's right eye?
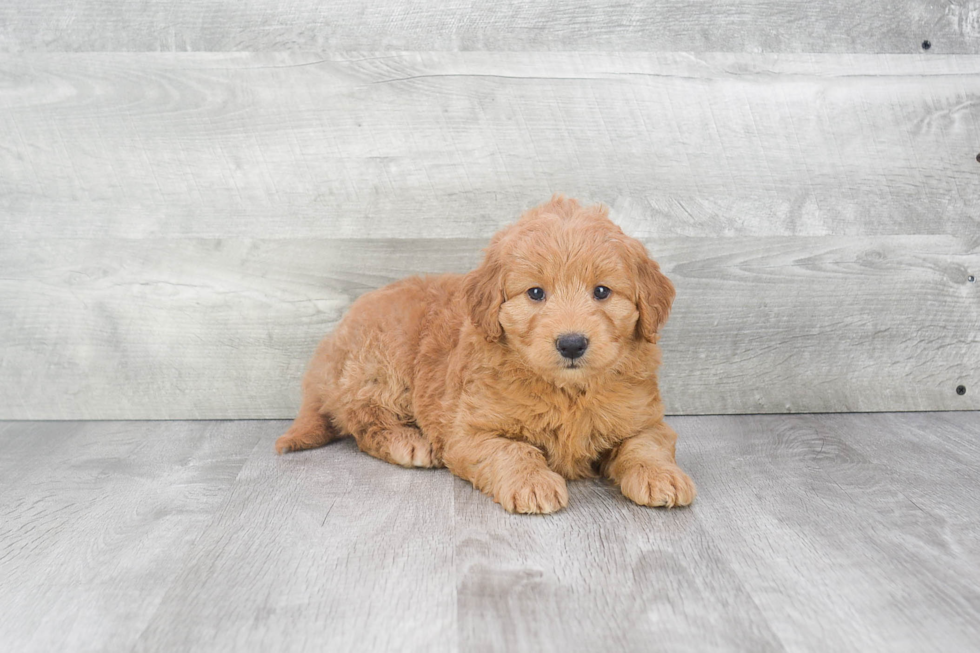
[527,287,546,302]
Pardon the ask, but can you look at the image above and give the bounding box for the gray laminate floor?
[1,413,978,652]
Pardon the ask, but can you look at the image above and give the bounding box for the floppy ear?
[462,253,505,343]
[634,252,676,343]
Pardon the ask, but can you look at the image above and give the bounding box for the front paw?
[619,463,696,508]
[495,468,569,514]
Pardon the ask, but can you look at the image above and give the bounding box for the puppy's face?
[465,198,675,384]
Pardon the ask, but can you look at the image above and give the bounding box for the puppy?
[276,196,696,513]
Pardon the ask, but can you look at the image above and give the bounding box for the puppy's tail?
[275,407,345,454]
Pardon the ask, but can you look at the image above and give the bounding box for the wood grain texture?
[1,0,978,53]
[134,429,456,653]
[0,420,264,652]
[1,236,977,419]
[454,476,783,652]
[823,412,980,569]
[682,413,980,652]
[2,52,979,239]
[1,414,979,651]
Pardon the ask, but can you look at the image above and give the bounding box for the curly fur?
[276,196,696,513]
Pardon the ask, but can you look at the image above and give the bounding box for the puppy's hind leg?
[347,406,441,469]
[276,393,343,454]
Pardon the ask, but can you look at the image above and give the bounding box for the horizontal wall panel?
[2,53,979,240]
[1,236,976,419]
[1,1,977,53]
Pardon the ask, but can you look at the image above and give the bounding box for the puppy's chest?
[518,391,640,478]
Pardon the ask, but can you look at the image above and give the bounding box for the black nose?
[556,333,589,360]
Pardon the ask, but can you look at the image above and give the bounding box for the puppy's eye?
[527,287,546,302]
[593,285,611,300]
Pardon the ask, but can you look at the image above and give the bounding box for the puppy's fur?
[277,196,695,513]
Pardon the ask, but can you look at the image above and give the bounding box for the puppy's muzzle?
[556,333,589,360]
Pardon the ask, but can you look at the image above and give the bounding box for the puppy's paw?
[496,469,569,514]
[619,464,696,508]
[387,429,439,468]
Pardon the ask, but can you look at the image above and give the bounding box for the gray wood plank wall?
[2,236,977,418]
[1,4,979,418]
[2,1,978,53]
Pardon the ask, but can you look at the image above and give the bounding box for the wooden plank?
[681,413,980,652]
[1,0,977,53]
[660,236,980,414]
[1,235,976,419]
[454,474,784,652]
[134,431,456,653]
[0,420,264,652]
[1,52,978,240]
[3,414,979,651]
[823,412,980,568]
[0,421,82,484]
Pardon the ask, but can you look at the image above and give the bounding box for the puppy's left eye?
[593,285,611,300]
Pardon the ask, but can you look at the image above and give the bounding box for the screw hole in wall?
[921,40,932,50]
[956,385,967,396]
[976,153,980,164]
[970,275,976,283]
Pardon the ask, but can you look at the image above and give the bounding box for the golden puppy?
[276,196,696,513]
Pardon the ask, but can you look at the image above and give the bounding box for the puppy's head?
[463,196,675,382]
